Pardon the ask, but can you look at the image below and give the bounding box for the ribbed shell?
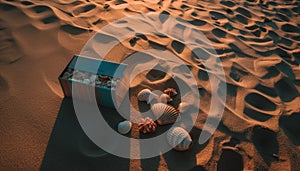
[167,127,192,151]
[151,103,180,125]
[117,121,132,134]
[137,89,152,102]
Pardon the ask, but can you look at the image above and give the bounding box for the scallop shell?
[137,89,152,102]
[167,127,192,151]
[117,121,132,134]
[158,94,173,103]
[151,103,180,125]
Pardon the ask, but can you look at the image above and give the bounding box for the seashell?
[98,75,110,80]
[167,127,192,151]
[177,102,191,114]
[106,80,112,87]
[95,80,102,87]
[138,117,157,134]
[83,78,91,84]
[117,121,132,134]
[62,70,73,79]
[111,79,119,88]
[137,89,152,102]
[163,88,178,97]
[147,93,159,104]
[73,70,86,80]
[90,74,97,83]
[151,103,180,125]
[158,94,173,104]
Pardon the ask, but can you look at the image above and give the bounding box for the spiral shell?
[138,117,157,134]
[151,103,180,125]
[158,94,173,104]
[167,127,192,151]
[117,121,132,134]
[137,89,152,102]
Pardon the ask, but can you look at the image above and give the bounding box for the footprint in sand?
[275,77,299,102]
[217,149,244,171]
[20,1,34,6]
[72,4,96,16]
[245,93,276,111]
[255,84,277,97]
[0,19,22,63]
[252,126,279,156]
[279,112,300,145]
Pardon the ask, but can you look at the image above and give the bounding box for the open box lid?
[68,55,127,79]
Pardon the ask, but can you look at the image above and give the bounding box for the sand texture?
[0,0,300,170]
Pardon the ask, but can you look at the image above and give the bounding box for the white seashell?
[90,75,97,83]
[177,102,191,114]
[73,70,88,80]
[117,121,132,134]
[137,89,152,102]
[62,71,73,79]
[158,94,173,103]
[167,127,192,151]
[83,79,91,84]
[111,80,118,88]
[151,103,180,125]
[147,93,159,104]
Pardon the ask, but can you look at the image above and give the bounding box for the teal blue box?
[58,55,128,108]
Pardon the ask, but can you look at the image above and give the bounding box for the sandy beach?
[0,0,300,170]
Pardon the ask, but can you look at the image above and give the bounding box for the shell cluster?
[135,87,193,152]
[167,127,192,151]
[138,117,157,134]
[151,103,180,125]
[138,88,174,104]
[117,121,132,134]
[62,68,120,89]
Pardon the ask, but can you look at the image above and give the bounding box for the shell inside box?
[58,55,128,108]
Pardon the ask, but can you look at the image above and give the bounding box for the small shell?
[73,70,86,80]
[163,88,178,97]
[147,93,159,104]
[83,78,91,84]
[62,70,73,79]
[137,89,152,102]
[98,75,110,80]
[117,121,132,134]
[151,103,180,125]
[90,75,97,83]
[111,79,119,88]
[158,94,173,103]
[138,117,157,134]
[167,127,192,151]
